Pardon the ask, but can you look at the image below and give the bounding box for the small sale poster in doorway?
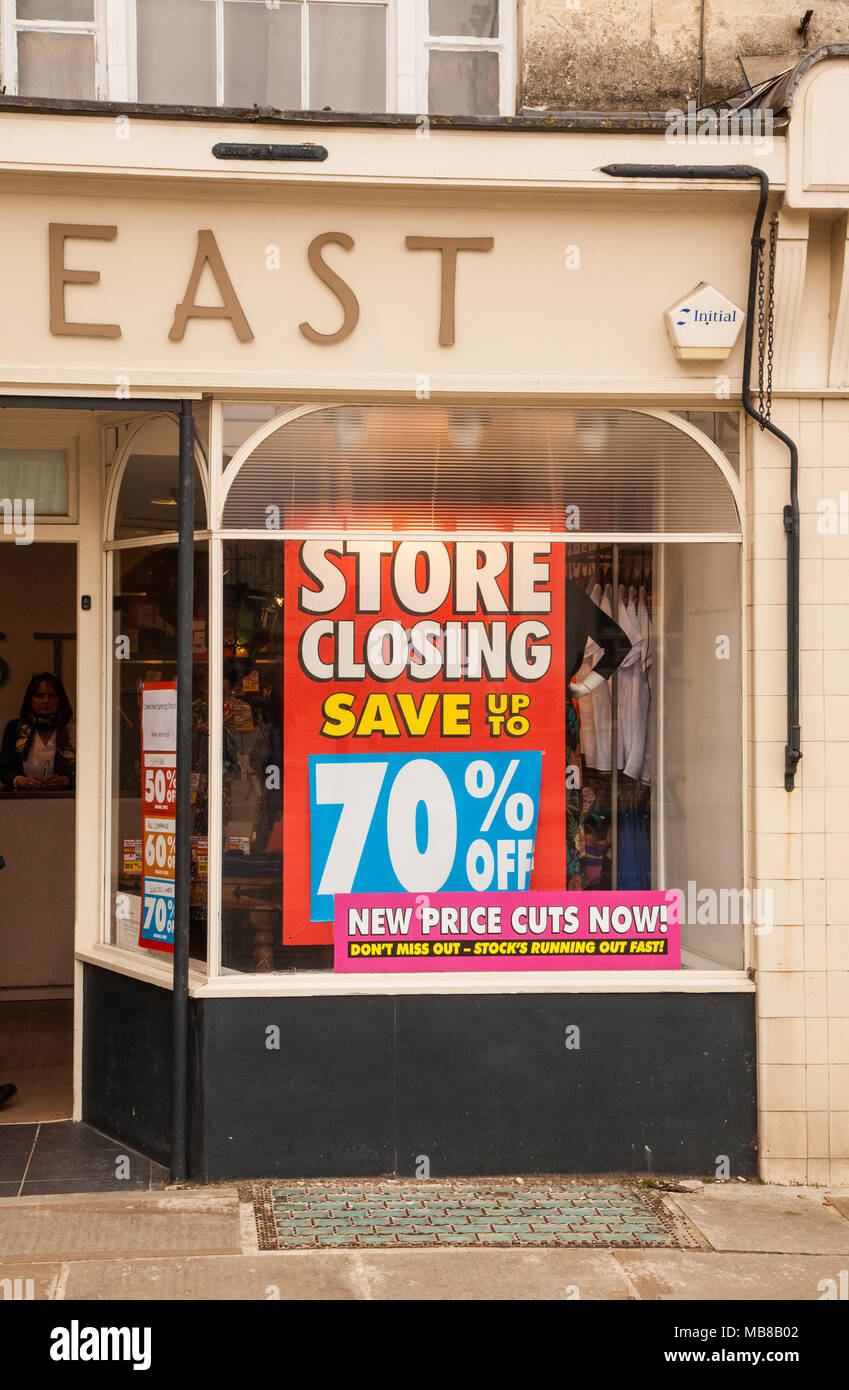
[140,682,177,953]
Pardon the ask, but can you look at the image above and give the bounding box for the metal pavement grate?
[247,1181,703,1251]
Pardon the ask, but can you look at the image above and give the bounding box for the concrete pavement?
[0,1182,847,1300]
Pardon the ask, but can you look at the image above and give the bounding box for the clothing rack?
[566,542,654,890]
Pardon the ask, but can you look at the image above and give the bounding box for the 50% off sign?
[143,756,177,815]
[309,751,542,921]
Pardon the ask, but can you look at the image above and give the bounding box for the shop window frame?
[209,401,749,989]
[86,400,754,998]
[99,412,211,976]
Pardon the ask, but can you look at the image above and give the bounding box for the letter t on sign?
[405,236,494,346]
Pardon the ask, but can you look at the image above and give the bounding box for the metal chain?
[756,216,779,427]
[757,234,766,422]
[765,214,778,423]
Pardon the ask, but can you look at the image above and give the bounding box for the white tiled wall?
[751,399,849,1183]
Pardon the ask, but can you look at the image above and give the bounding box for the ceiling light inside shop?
[575,416,610,454]
[450,409,487,453]
[331,407,367,452]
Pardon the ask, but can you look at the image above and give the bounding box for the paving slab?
[829,1197,849,1223]
[0,1261,63,1301]
[0,1191,242,1262]
[0,1187,240,1205]
[614,1251,849,1301]
[61,1248,631,1300]
[668,1186,849,1254]
[29,1122,126,1153]
[352,1247,630,1300]
[0,1153,28,1182]
[20,1177,153,1196]
[0,1124,37,1153]
[64,1253,364,1301]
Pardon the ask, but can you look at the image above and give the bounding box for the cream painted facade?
[1,49,849,1183]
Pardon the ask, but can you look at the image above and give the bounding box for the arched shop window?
[211,405,744,976]
[111,416,207,540]
[105,415,210,964]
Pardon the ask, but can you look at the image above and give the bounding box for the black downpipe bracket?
[172,400,195,1183]
[601,164,802,790]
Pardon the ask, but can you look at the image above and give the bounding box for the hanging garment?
[586,584,617,771]
[638,584,653,783]
[615,584,645,775]
[624,587,650,780]
[583,814,610,887]
[573,580,605,768]
[617,806,651,890]
[564,580,631,682]
[565,699,585,890]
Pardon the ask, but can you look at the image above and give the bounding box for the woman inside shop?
[0,672,76,792]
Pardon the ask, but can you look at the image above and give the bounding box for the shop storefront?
[92,398,755,1178]
[1,47,848,1182]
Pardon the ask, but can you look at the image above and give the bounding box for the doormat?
[245,1182,704,1250]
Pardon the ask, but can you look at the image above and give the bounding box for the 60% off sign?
[143,819,176,877]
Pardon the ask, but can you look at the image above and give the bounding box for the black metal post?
[171,399,195,1183]
[600,164,802,790]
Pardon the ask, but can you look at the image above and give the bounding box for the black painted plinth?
[83,965,757,1181]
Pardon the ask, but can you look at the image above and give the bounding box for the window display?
[107,416,209,963]
[109,543,209,961]
[213,404,743,974]
[101,404,744,977]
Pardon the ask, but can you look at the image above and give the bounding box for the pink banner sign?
[334,890,682,972]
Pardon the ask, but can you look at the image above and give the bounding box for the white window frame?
[1,1,517,116]
[416,0,517,118]
[0,424,79,523]
[129,0,395,113]
[1,0,104,97]
[0,0,134,99]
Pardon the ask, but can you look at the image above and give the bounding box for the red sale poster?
[139,681,177,954]
[282,540,567,945]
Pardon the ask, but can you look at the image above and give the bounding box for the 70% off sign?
[309,751,542,920]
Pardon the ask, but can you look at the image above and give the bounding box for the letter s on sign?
[299,233,360,344]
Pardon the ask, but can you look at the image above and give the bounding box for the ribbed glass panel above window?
[222,406,740,535]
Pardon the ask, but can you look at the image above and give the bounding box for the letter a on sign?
[169,230,254,342]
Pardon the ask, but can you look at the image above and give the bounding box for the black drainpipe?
[171,399,195,1183]
[601,164,801,791]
